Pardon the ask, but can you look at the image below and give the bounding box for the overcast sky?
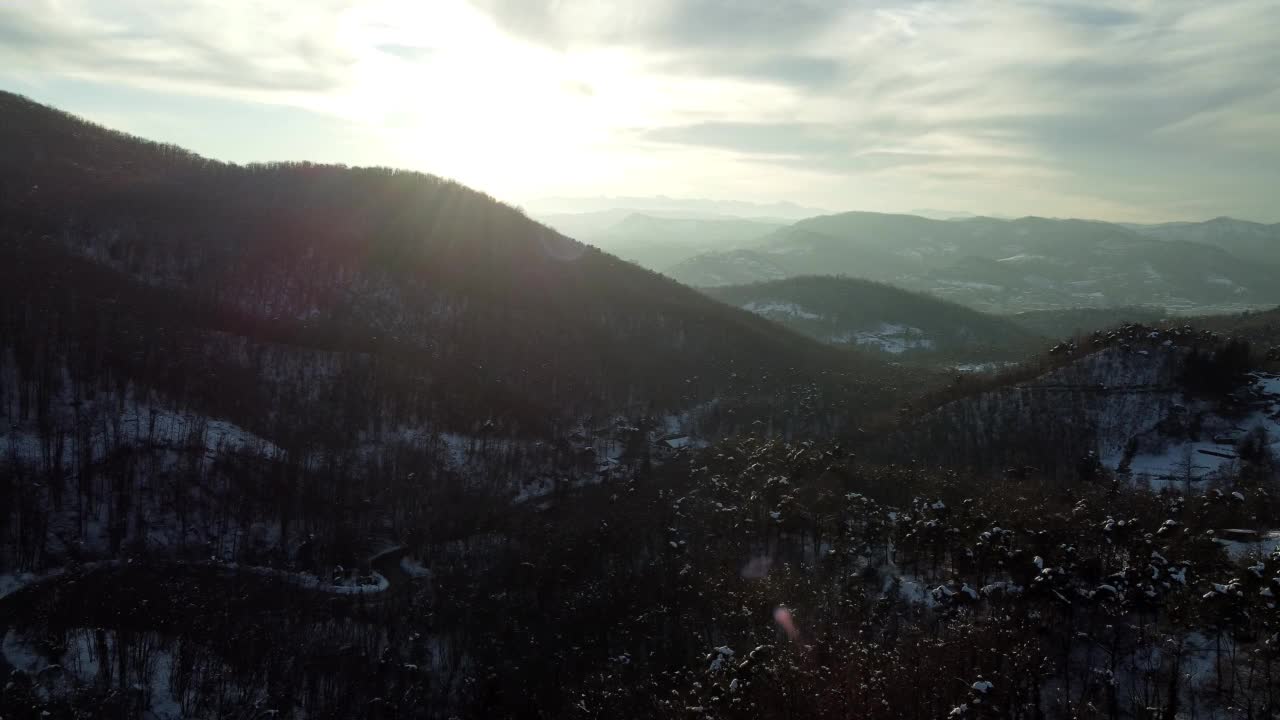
[2,0,1277,222]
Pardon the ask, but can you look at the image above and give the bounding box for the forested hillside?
[1008,306,1169,339]
[0,90,905,440]
[882,319,1278,479]
[2,92,1279,720]
[1125,217,1280,267]
[0,90,924,574]
[706,275,1043,362]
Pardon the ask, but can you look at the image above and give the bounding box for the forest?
[1,91,1279,720]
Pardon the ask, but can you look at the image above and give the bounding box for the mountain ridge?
[666,210,1280,314]
[0,89,907,441]
[704,275,1044,362]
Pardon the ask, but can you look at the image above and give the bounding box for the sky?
[2,0,1278,223]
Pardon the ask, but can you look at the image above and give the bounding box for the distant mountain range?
[664,212,1280,314]
[908,208,1009,220]
[537,211,785,269]
[1123,217,1280,267]
[526,195,827,220]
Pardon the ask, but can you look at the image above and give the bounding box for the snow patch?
[0,572,38,600]
[400,557,432,578]
[952,362,1015,374]
[1215,530,1280,561]
[831,323,936,354]
[741,301,821,320]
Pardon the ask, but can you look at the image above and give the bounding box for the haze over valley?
[538,207,1280,316]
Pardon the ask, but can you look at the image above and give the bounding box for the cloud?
[664,53,847,90]
[1039,1,1143,28]
[470,0,845,50]
[0,0,1275,220]
[470,1,854,91]
[500,0,1276,219]
[643,122,850,157]
[0,1,358,96]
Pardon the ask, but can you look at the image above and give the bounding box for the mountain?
[0,90,905,447]
[0,87,928,603]
[6,91,1279,720]
[539,211,784,270]
[704,275,1044,362]
[661,247,793,286]
[665,211,1280,314]
[909,208,979,220]
[1124,216,1280,267]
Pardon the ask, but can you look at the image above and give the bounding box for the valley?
[541,212,1280,316]
[703,275,1043,364]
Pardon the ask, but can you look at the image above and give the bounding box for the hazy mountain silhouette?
[667,211,1280,314]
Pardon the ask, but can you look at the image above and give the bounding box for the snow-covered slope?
[1114,372,1280,490]
[889,326,1273,484]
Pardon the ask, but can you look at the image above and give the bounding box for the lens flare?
[773,606,799,642]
